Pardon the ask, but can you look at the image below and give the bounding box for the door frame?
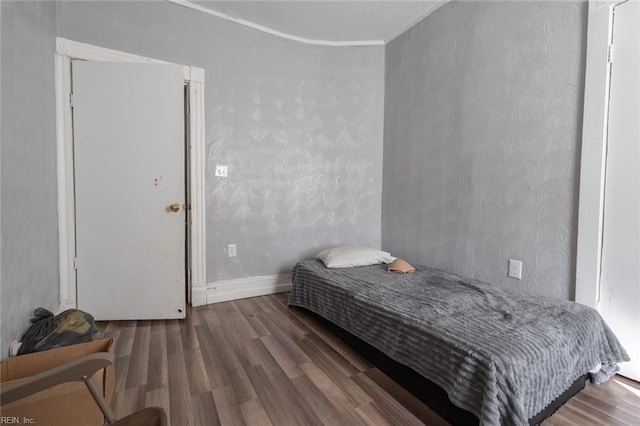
[55,38,207,311]
[575,1,627,308]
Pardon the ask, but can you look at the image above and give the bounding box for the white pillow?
[316,246,395,268]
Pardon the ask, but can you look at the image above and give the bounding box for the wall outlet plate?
[228,244,237,258]
[508,259,523,280]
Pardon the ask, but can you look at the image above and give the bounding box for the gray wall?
[0,0,586,357]
[382,1,587,299]
[57,1,384,282]
[1,1,59,354]
[0,0,383,355]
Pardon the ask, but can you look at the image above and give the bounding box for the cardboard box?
[0,338,114,426]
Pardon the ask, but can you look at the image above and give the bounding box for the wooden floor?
[98,293,640,426]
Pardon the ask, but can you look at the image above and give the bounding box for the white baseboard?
[206,273,292,304]
[191,283,208,307]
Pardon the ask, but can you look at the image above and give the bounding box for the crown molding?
[167,0,384,47]
[386,1,448,43]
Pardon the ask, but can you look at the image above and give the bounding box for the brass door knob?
[169,203,181,212]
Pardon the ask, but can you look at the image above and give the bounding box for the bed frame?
[299,308,588,426]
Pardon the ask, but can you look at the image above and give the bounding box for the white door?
[599,0,640,381]
[72,61,186,320]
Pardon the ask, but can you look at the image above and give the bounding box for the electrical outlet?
[215,164,228,177]
[228,244,237,258]
[508,259,523,280]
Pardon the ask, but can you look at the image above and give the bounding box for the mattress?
[288,260,629,426]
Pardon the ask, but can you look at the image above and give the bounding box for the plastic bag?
[18,308,98,355]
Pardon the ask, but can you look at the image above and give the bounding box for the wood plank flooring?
[98,293,640,425]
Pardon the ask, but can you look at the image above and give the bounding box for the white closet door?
[599,0,640,381]
[73,61,186,320]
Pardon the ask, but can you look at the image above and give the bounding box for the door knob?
[168,203,181,212]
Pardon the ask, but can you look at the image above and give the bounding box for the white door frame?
[55,38,208,311]
[575,1,626,308]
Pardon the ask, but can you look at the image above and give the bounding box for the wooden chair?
[0,352,166,426]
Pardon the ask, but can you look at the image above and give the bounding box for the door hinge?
[607,44,614,63]
[69,93,75,108]
[73,257,78,270]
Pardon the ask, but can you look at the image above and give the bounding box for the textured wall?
[383,1,587,299]
[1,1,59,355]
[57,1,384,281]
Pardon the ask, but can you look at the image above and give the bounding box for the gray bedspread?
[288,260,629,426]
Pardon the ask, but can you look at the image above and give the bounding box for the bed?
[288,259,629,425]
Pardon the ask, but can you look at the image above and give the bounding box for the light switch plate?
[215,164,228,177]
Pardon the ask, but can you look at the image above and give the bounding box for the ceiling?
[190,1,446,44]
